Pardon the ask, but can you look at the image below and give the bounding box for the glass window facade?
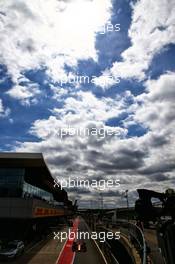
[0,168,54,202]
[0,168,24,197]
[22,181,53,202]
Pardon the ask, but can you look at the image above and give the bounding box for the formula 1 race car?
[72,240,87,253]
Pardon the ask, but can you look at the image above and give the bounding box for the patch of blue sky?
[76,77,145,100]
[25,68,47,83]
[0,64,13,92]
[105,116,148,138]
[147,44,175,79]
[0,117,41,151]
[68,0,142,99]
[24,68,52,94]
[105,113,129,127]
[22,69,71,109]
[106,115,148,138]
[0,69,58,150]
[95,0,132,69]
[126,124,148,138]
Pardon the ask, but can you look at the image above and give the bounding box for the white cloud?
[92,69,120,90]
[28,91,128,139]
[134,71,175,131]
[0,0,112,86]
[51,90,129,122]
[124,72,175,184]
[50,84,68,101]
[13,83,175,207]
[6,82,41,105]
[0,98,10,118]
[96,0,175,88]
[2,0,175,207]
[14,73,175,206]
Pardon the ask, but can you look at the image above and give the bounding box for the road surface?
[0,218,109,264]
[73,218,106,264]
[0,226,68,264]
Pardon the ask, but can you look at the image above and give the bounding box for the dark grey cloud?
[100,190,121,198]
[151,173,169,182]
[47,154,75,166]
[140,162,175,175]
[148,134,169,148]
[67,187,91,195]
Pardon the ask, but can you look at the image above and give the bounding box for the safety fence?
[116,220,147,264]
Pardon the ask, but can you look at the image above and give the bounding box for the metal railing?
[86,217,147,264]
[116,220,147,264]
[104,241,120,264]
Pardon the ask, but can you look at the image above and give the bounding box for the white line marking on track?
[84,219,108,264]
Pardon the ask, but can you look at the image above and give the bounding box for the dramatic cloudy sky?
[0,0,175,208]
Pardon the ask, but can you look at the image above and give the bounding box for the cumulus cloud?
[12,91,145,205]
[95,0,175,87]
[13,71,175,207]
[1,0,175,208]
[119,72,175,193]
[6,81,41,105]
[52,91,129,122]
[92,69,120,90]
[134,72,175,130]
[25,91,128,141]
[0,0,112,102]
